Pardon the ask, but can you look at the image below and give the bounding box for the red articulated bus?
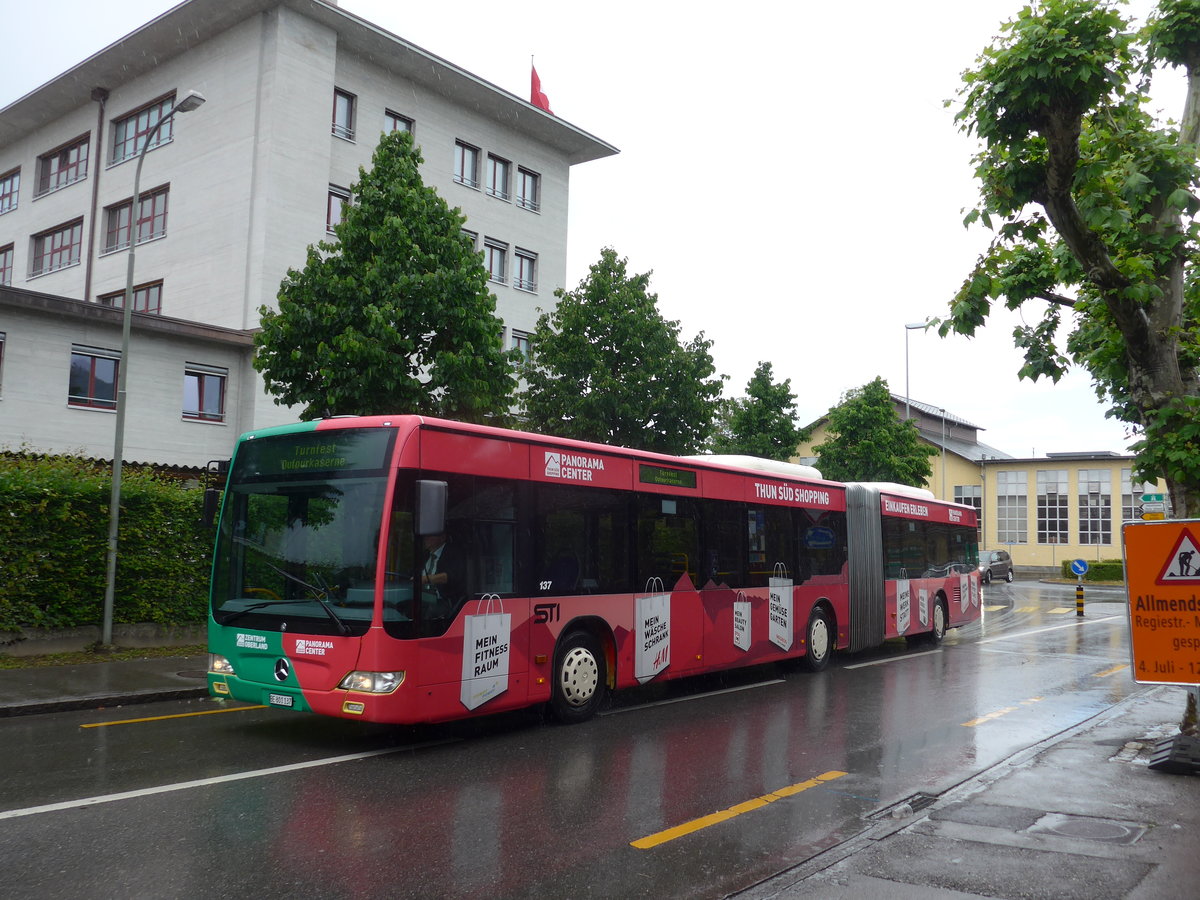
[207,416,981,724]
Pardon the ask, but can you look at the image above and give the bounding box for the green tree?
[254,129,514,422]
[709,361,806,461]
[519,248,724,454]
[949,0,1200,518]
[811,378,937,485]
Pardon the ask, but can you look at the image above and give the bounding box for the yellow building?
[794,395,1165,574]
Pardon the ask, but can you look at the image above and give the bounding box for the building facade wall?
[0,296,252,465]
[0,0,613,466]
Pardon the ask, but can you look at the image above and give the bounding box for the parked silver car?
[978,549,1014,584]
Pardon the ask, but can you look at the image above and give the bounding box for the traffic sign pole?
[1070,559,1088,616]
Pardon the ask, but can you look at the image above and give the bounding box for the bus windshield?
[210,428,395,637]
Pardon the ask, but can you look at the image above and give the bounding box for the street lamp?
[904,320,928,420]
[101,90,206,647]
[939,407,947,500]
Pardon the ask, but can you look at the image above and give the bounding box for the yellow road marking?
[630,770,847,849]
[1016,606,1038,613]
[984,605,1006,612]
[1094,664,1128,678]
[963,697,1043,727]
[82,705,267,728]
[1047,607,1077,614]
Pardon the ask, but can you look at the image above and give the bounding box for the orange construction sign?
[1122,520,1200,685]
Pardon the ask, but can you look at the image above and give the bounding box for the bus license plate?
[268,692,294,708]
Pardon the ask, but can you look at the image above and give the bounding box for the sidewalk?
[0,653,208,717]
[738,684,1200,900]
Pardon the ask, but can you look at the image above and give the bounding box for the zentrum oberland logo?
[544,450,605,482]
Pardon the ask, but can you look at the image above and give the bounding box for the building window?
[68,345,119,410]
[1036,469,1068,544]
[454,141,480,188]
[996,471,1027,544]
[0,168,19,214]
[183,364,227,422]
[332,89,356,140]
[486,154,510,200]
[484,238,507,284]
[104,185,169,252]
[98,281,163,315]
[37,136,89,195]
[516,167,540,211]
[514,248,538,292]
[461,229,477,250]
[954,484,982,539]
[0,244,12,286]
[511,329,531,362]
[111,95,175,164]
[386,110,413,133]
[1078,469,1112,545]
[327,186,350,233]
[31,219,84,276]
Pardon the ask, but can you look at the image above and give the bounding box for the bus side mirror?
[200,458,230,528]
[202,488,222,527]
[416,480,447,536]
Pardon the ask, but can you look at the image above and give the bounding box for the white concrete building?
[0,0,616,467]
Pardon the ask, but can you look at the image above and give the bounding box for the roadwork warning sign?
[1122,520,1200,685]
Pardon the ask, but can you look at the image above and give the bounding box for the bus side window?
[635,494,698,590]
[700,498,744,589]
[748,505,794,587]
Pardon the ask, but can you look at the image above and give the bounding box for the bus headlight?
[209,653,235,676]
[339,671,405,694]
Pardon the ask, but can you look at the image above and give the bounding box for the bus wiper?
[218,599,298,625]
[260,562,352,636]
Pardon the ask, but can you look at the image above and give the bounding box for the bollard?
[1076,579,1084,617]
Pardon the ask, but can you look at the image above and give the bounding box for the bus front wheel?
[549,631,607,724]
[801,607,833,672]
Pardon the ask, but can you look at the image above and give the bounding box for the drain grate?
[871,792,939,820]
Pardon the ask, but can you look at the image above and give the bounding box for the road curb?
[0,687,210,718]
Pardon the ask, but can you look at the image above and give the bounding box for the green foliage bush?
[1059,558,1125,582]
[0,455,213,634]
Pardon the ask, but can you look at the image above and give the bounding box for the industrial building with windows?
[0,0,616,468]
[796,395,1165,574]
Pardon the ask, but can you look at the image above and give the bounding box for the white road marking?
[0,739,457,821]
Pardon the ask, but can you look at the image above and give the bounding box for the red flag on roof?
[531,65,553,114]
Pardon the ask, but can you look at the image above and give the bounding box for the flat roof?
[0,0,618,165]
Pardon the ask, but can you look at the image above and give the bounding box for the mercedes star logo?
[274,658,291,682]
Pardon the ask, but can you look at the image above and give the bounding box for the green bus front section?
[207,627,316,713]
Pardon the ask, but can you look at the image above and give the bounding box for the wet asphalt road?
[0,578,1147,899]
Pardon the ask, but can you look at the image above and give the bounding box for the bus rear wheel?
[550,631,606,724]
[801,606,833,672]
[926,597,948,646]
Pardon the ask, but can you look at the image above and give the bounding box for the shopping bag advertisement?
[460,594,511,710]
[635,578,671,683]
[896,579,911,635]
[733,590,752,652]
[769,563,793,651]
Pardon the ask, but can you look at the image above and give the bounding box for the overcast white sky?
[2,0,1184,457]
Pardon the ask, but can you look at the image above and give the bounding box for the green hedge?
[1059,559,1125,582]
[0,455,214,634]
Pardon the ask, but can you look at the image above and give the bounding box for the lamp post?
[903,320,928,420]
[939,407,947,500]
[101,90,206,647]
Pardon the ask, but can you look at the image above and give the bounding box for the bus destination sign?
[639,464,698,490]
[237,428,395,480]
